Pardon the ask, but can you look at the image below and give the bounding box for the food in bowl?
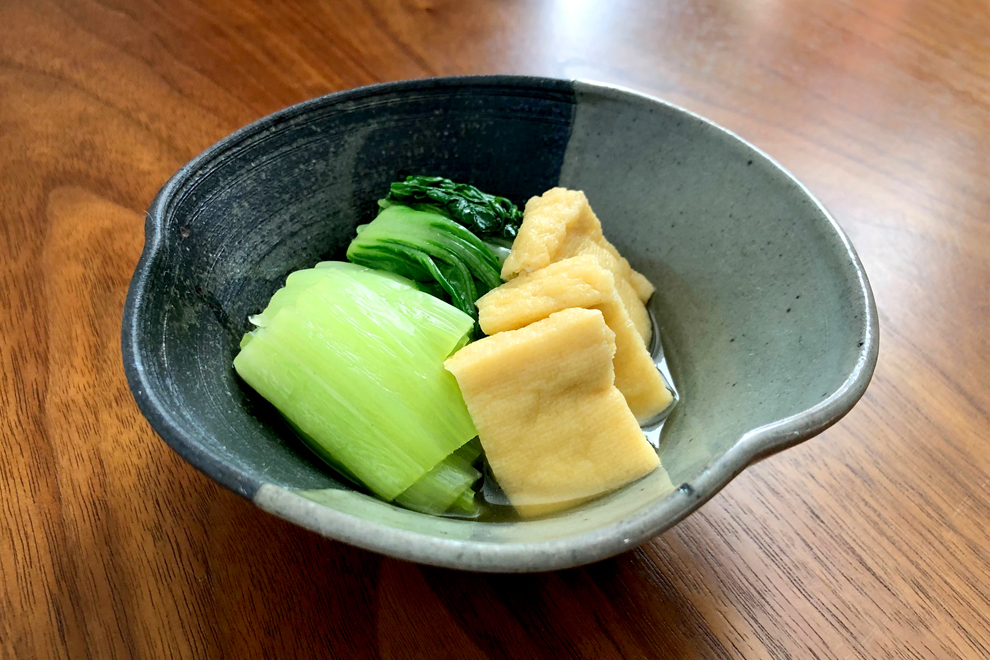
[233,176,676,519]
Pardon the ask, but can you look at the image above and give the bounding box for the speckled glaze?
[122,76,878,572]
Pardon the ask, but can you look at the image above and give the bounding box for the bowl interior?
[124,77,874,570]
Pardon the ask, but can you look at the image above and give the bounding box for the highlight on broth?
[233,176,676,519]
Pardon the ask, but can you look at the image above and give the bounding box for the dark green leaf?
[382,175,523,240]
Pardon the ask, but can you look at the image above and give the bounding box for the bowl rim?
[122,75,879,572]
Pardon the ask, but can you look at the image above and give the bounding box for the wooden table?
[2,0,988,657]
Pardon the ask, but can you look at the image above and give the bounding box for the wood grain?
[1,0,988,657]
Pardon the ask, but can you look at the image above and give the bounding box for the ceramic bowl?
[122,76,878,572]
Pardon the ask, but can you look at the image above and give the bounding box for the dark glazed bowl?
[122,76,878,572]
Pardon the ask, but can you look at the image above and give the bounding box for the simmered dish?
[234,177,675,519]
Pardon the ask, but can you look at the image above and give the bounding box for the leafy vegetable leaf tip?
[382,175,524,240]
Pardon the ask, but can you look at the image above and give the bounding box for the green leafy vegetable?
[381,175,523,240]
[394,452,480,516]
[453,436,484,467]
[234,262,480,515]
[346,205,502,319]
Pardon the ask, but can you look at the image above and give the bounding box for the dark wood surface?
[2,0,988,657]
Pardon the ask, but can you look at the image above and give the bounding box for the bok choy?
[234,262,481,516]
[382,175,523,239]
[346,205,503,319]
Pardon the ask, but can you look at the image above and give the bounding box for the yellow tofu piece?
[572,239,652,343]
[500,188,599,280]
[502,188,653,344]
[444,308,660,516]
[588,237,654,302]
[477,255,673,422]
[478,255,611,334]
[628,269,655,303]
